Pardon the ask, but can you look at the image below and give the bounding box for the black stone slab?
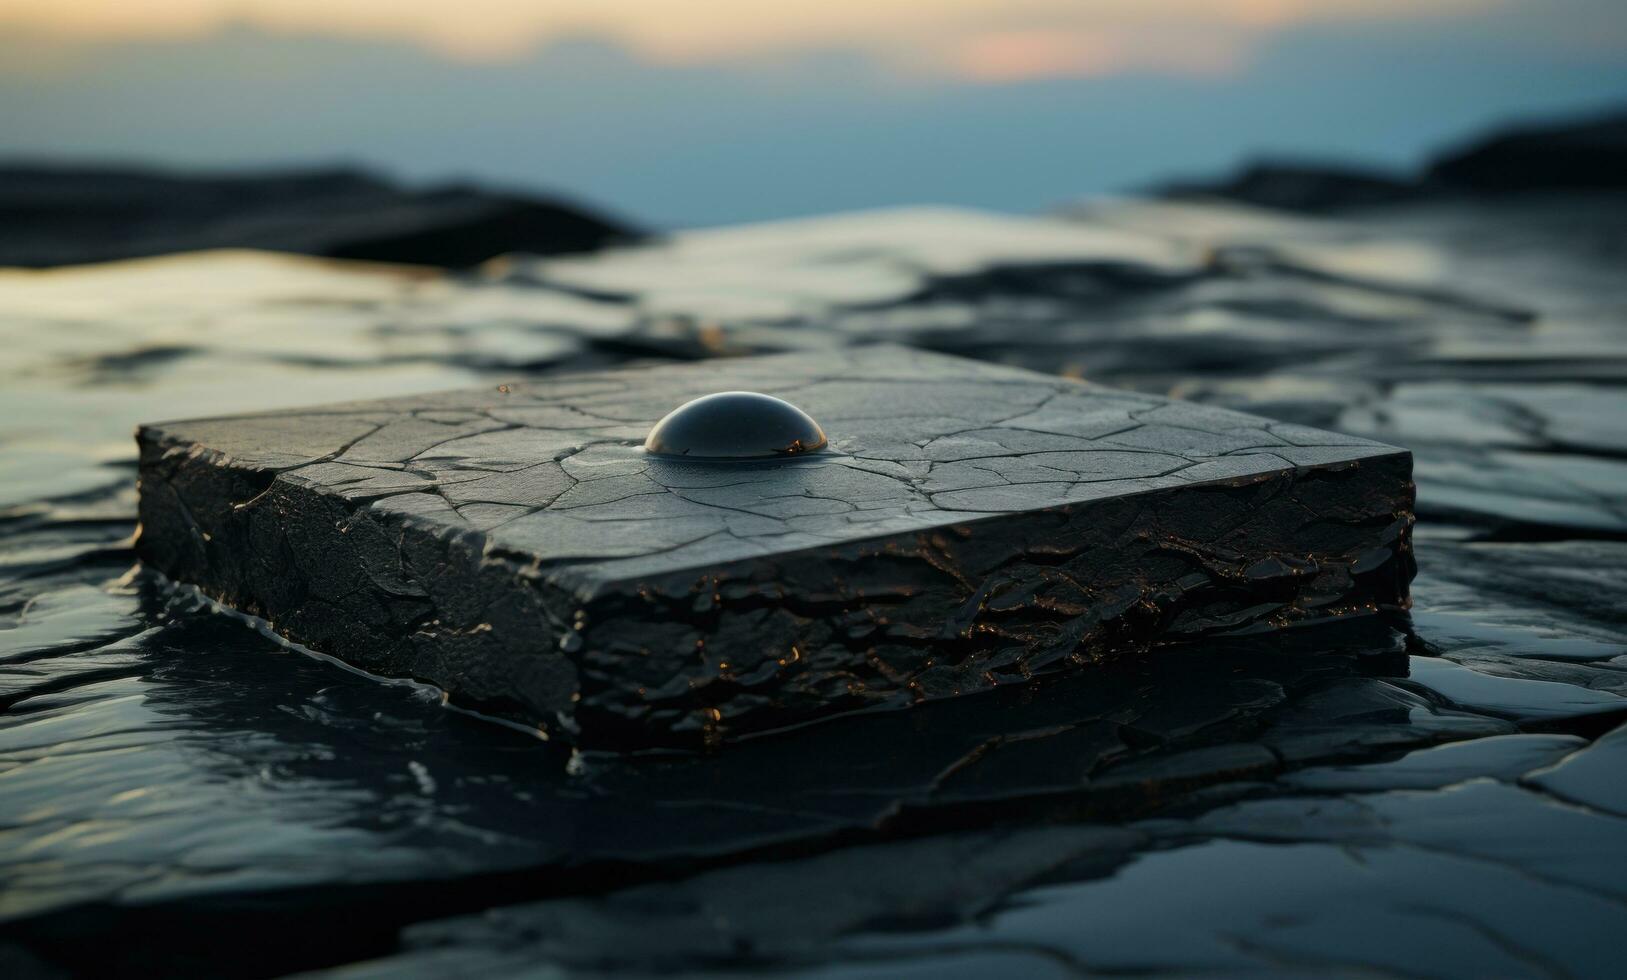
[135,346,1414,748]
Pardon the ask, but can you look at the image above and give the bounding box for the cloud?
[2,10,1624,230]
[0,0,1520,78]
[949,29,1248,81]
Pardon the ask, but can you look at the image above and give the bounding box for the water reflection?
[4,557,1422,917]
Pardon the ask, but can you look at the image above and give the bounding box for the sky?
[3,1,1626,227]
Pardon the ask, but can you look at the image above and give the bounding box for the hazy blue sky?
[3,1,1625,226]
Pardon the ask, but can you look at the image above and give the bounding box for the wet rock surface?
[136,349,1412,747]
[0,164,639,268]
[2,183,1626,975]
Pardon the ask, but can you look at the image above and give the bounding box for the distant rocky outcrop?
[1161,107,1627,211]
[1159,162,1419,212]
[1426,110,1627,192]
[0,164,640,268]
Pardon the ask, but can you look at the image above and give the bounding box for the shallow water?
[2,197,1626,977]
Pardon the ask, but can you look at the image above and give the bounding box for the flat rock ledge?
[135,347,1415,748]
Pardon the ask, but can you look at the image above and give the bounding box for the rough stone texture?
[136,346,1413,747]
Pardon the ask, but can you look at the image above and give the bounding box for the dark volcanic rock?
[1161,161,1420,212]
[1159,106,1627,211]
[1427,109,1627,193]
[135,346,1414,748]
[0,164,638,268]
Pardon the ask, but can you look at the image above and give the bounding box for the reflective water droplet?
[644,391,827,460]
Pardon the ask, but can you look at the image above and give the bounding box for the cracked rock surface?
[2,188,1626,978]
[136,348,1413,746]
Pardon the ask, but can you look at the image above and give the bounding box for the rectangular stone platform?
[135,346,1414,748]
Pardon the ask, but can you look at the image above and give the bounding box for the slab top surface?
[146,345,1402,594]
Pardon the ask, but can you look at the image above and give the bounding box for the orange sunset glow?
[1,0,1506,78]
